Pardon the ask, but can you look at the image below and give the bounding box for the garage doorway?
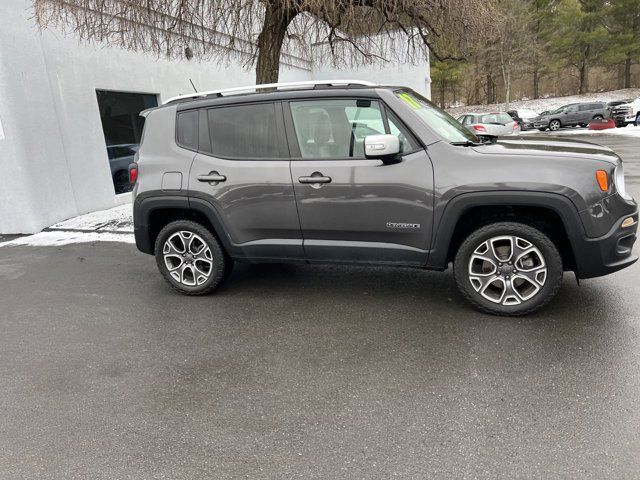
[96,90,158,194]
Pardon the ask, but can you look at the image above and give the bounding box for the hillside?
[446,88,640,116]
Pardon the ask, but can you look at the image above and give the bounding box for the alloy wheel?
[549,120,560,131]
[162,231,213,286]
[468,235,547,306]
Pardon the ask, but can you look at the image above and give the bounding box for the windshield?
[394,90,478,144]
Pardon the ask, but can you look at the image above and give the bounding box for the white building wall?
[312,62,431,99]
[0,0,429,234]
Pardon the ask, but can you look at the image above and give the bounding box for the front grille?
[613,106,631,115]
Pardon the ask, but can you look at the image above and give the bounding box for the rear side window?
[207,103,281,158]
[478,113,512,124]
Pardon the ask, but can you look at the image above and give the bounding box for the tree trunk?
[255,3,296,84]
[499,47,510,111]
[439,82,446,108]
[504,74,510,111]
[578,46,590,94]
[532,68,539,99]
[486,74,496,104]
[624,56,632,89]
[578,62,588,94]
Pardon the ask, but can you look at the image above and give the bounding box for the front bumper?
[574,212,638,279]
[613,114,636,125]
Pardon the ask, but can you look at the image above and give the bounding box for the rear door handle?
[298,173,332,184]
[197,172,226,183]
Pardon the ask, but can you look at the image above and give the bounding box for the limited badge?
[386,222,420,229]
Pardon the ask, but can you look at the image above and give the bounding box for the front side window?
[387,112,417,153]
[290,99,385,159]
[394,90,477,144]
[207,103,281,158]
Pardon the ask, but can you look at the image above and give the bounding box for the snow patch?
[0,204,135,248]
[48,204,133,232]
[0,230,135,247]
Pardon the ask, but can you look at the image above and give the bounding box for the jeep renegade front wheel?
[154,220,231,295]
[453,222,563,316]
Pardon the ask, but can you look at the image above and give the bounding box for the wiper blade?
[450,140,482,146]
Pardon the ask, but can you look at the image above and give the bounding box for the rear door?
[188,102,303,260]
[285,97,433,265]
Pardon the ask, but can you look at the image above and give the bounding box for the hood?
[613,98,640,110]
[471,136,620,165]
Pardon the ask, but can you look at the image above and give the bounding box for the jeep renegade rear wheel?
[454,222,563,316]
[155,220,231,295]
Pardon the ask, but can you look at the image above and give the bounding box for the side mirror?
[364,134,400,161]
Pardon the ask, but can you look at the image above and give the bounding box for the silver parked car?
[456,112,520,137]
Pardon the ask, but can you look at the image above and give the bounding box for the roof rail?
[163,79,377,105]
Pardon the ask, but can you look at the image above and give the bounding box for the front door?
[285,98,434,265]
[562,104,580,125]
[188,102,303,260]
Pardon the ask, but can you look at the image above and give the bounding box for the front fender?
[426,191,585,270]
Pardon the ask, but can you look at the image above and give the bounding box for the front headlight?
[615,165,633,200]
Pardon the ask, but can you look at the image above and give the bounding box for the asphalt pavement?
[0,133,639,479]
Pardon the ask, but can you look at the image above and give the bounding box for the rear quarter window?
[176,110,199,150]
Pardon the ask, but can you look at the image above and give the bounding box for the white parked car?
[456,112,520,137]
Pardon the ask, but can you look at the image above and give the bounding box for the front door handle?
[197,171,226,184]
[298,172,332,184]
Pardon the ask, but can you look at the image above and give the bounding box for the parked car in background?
[507,109,539,130]
[456,112,520,138]
[611,97,640,127]
[107,143,139,193]
[534,102,610,131]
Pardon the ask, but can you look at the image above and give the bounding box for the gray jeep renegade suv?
[131,81,638,316]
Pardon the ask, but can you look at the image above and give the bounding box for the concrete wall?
[313,62,431,99]
[0,1,430,234]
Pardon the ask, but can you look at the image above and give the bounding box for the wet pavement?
[0,135,639,479]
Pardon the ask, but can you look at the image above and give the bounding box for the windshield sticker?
[397,93,421,109]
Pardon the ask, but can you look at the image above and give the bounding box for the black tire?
[453,222,563,316]
[538,127,547,132]
[636,114,640,126]
[154,220,232,295]
[548,119,561,131]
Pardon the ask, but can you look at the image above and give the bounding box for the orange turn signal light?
[596,170,609,192]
